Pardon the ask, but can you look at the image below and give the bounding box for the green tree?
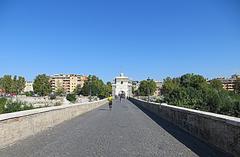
[11,75,18,93]
[73,84,82,95]
[204,88,221,112]
[66,93,77,103]
[0,75,12,93]
[234,78,240,94]
[81,75,110,99]
[106,82,112,96]
[180,74,207,89]
[56,87,64,96]
[232,100,240,117]
[0,75,26,94]
[55,81,64,96]
[138,79,157,96]
[81,75,95,96]
[33,74,52,96]
[161,73,240,118]
[0,98,7,114]
[16,76,26,94]
[162,77,180,95]
[210,79,223,91]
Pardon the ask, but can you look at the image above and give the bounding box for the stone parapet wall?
[0,99,108,149]
[129,97,240,157]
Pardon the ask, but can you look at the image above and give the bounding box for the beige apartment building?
[50,74,88,94]
[214,74,240,91]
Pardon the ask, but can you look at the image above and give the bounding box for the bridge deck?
[0,99,230,157]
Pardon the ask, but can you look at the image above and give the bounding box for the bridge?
[0,99,232,157]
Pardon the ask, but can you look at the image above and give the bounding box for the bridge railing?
[0,99,108,149]
[129,97,240,157]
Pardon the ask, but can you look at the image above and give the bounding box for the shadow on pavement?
[132,101,233,157]
[98,108,110,111]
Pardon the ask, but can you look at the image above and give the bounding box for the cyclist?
[108,95,113,111]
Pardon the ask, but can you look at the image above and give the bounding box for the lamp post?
[147,77,150,102]
[89,76,92,101]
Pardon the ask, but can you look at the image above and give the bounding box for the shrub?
[232,100,240,117]
[22,104,34,110]
[0,98,7,114]
[3,100,34,113]
[54,101,62,106]
[25,91,34,97]
[0,98,35,114]
[4,101,23,113]
[66,94,76,103]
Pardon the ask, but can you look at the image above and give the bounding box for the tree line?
[133,74,240,118]
[0,75,26,94]
[33,74,112,99]
[161,74,240,118]
[0,74,112,100]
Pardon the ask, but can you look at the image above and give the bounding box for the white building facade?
[112,73,132,97]
[24,81,34,93]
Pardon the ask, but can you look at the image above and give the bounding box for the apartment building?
[50,74,88,94]
[214,74,240,91]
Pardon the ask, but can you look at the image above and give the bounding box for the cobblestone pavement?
[0,99,230,157]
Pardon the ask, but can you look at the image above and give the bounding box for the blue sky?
[0,0,239,82]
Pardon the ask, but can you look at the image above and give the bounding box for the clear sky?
[0,0,239,82]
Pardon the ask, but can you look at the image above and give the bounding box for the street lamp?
[147,77,150,102]
[89,76,92,101]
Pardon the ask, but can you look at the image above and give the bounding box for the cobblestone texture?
[0,99,230,157]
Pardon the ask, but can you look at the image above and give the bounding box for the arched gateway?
[112,73,132,98]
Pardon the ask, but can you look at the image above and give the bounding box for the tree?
[161,73,240,118]
[162,77,180,95]
[0,98,7,114]
[16,76,26,94]
[80,75,110,99]
[33,74,52,96]
[106,82,112,96]
[204,88,221,112]
[210,79,223,91]
[11,75,18,93]
[0,75,26,94]
[55,81,64,96]
[234,79,240,94]
[232,100,240,117]
[180,74,207,89]
[73,84,82,95]
[81,75,94,96]
[138,79,157,96]
[66,93,76,103]
[0,75,12,93]
[56,87,64,96]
